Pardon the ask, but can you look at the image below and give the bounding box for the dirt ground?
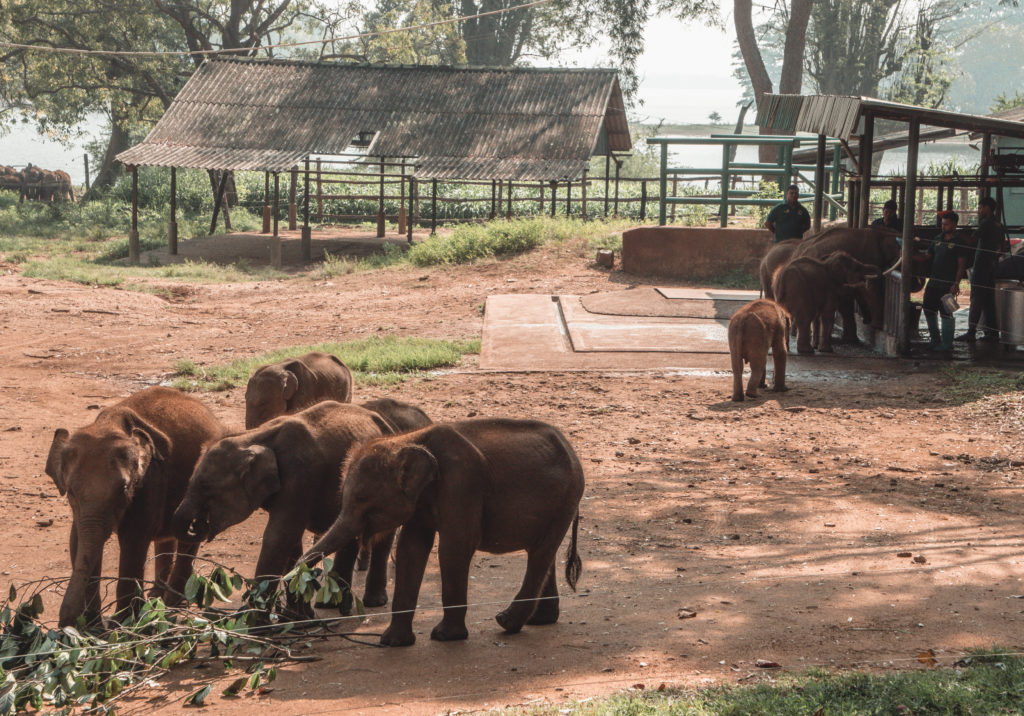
[1,236,1024,715]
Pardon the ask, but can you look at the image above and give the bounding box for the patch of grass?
[19,254,287,287]
[522,651,1024,715]
[941,365,1024,403]
[316,243,407,278]
[171,336,481,391]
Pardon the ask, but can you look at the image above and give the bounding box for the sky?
[0,14,748,184]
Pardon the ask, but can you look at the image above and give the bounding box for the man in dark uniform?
[923,211,970,352]
[765,185,811,243]
[872,199,901,231]
[956,197,1004,342]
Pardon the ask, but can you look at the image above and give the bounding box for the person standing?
[872,199,901,231]
[923,211,970,352]
[765,185,811,243]
[956,197,1004,342]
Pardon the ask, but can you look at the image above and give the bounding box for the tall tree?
[805,0,903,97]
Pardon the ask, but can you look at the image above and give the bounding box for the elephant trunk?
[59,520,110,628]
[302,518,358,568]
[172,497,210,543]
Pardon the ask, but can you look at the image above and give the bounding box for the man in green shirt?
[765,185,811,243]
[956,197,1005,342]
[923,211,970,352]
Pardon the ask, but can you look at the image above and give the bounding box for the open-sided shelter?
[116,58,631,265]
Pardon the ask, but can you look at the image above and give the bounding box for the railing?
[646,135,846,227]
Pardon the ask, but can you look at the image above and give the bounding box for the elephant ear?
[281,360,314,403]
[45,428,70,496]
[367,411,397,436]
[242,445,281,509]
[120,410,171,470]
[394,445,437,500]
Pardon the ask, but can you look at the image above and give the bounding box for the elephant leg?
[356,543,370,572]
[115,534,151,621]
[431,532,477,642]
[328,539,359,614]
[496,545,560,634]
[772,333,788,392]
[838,294,859,342]
[819,301,837,352]
[148,537,176,600]
[526,564,559,625]
[730,347,745,402]
[797,319,814,355]
[746,352,765,398]
[363,530,394,608]
[164,539,199,607]
[382,523,435,647]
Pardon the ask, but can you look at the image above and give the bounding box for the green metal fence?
[646,135,846,227]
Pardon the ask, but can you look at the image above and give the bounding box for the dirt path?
[1,240,1023,714]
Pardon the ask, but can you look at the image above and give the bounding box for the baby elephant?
[45,387,225,628]
[729,298,790,401]
[173,401,394,610]
[303,419,585,647]
[245,352,353,429]
[360,398,432,434]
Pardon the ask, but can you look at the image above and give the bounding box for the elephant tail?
[564,511,582,591]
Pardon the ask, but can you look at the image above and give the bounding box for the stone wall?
[621,226,772,281]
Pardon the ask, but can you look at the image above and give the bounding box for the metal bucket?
[995,281,1024,345]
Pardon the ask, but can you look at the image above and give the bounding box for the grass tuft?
[171,336,480,391]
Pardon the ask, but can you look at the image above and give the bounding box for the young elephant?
[45,387,225,628]
[303,419,585,647]
[759,238,802,299]
[772,251,879,354]
[173,401,395,610]
[245,352,353,429]
[359,398,432,433]
[729,299,790,401]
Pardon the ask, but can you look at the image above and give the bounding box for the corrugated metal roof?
[117,58,631,180]
[757,94,1024,140]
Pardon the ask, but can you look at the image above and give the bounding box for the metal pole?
[169,167,178,255]
[658,144,667,225]
[898,119,920,355]
[431,178,438,234]
[272,172,281,269]
[813,134,826,232]
[858,113,874,228]
[128,166,139,266]
[302,158,311,262]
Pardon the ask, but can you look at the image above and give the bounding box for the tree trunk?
[734,0,776,164]
[780,0,812,94]
[92,117,132,192]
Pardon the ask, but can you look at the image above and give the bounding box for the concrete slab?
[655,288,760,302]
[560,296,729,353]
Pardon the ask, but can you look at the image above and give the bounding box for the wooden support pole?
[720,143,730,228]
[566,179,571,216]
[168,167,178,255]
[490,179,497,219]
[316,158,323,218]
[431,178,438,234]
[210,170,229,236]
[847,180,857,227]
[858,113,874,228]
[407,176,415,243]
[830,144,841,221]
[604,154,611,217]
[288,167,298,230]
[128,166,140,266]
[377,156,386,238]
[262,171,271,233]
[506,179,512,219]
[898,119,920,355]
[658,144,667,225]
[302,158,311,262]
[398,159,406,234]
[613,158,621,217]
[538,181,544,214]
[496,180,503,219]
[550,181,557,218]
[640,180,647,221]
[980,133,992,199]
[83,154,90,194]
[581,168,588,221]
[813,134,826,232]
[272,173,281,269]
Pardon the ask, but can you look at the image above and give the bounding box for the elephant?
[302,419,585,647]
[791,227,901,339]
[51,170,75,202]
[45,387,225,628]
[244,352,353,429]
[20,165,45,202]
[173,401,396,612]
[773,251,880,355]
[0,166,22,194]
[729,299,790,401]
[359,398,431,434]
[759,239,802,299]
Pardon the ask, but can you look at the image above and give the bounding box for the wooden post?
[496,180,503,219]
[658,143,667,225]
[898,119,920,355]
[272,173,281,269]
[604,154,611,217]
[538,181,544,214]
[830,144,841,221]
[581,168,588,221]
[670,175,678,223]
[288,167,298,230]
[377,156,386,238]
[847,180,857,227]
[640,180,647,221]
[613,158,621,217]
[490,180,497,219]
[262,171,271,233]
[720,143,730,228]
[566,179,571,216]
[506,179,512,219]
[813,134,826,232]
[550,181,557,217]
[128,166,140,266]
[302,158,311,262]
[83,154,90,194]
[210,170,229,235]
[431,178,438,234]
[316,158,323,218]
[980,133,992,198]
[858,112,874,228]
[168,167,178,255]
[407,176,415,243]
[398,159,406,234]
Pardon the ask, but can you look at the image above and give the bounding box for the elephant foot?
[495,608,526,634]
[731,393,744,402]
[745,390,759,399]
[381,625,416,647]
[361,589,388,608]
[430,620,469,642]
[773,384,789,393]
[527,602,559,625]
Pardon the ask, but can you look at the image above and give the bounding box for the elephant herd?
[1,164,75,202]
[729,226,901,401]
[44,352,585,647]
